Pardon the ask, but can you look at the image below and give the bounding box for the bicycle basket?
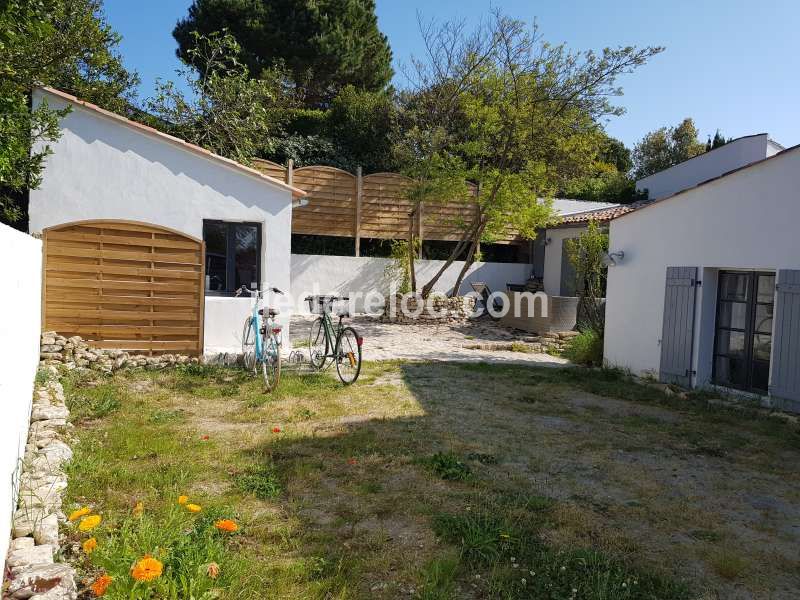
[307,295,337,314]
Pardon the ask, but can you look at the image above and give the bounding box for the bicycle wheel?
[308,317,328,369]
[335,327,362,385]
[241,316,257,372]
[261,334,281,392]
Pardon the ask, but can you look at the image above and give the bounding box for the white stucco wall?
[28,89,294,353]
[605,146,800,385]
[542,226,587,296]
[636,134,776,200]
[0,225,42,563]
[291,254,531,313]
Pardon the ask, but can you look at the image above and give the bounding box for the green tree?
[0,0,138,225]
[398,13,661,297]
[705,129,730,151]
[146,31,290,166]
[173,0,393,107]
[632,117,705,180]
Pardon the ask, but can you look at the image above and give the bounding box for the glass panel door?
[713,271,775,393]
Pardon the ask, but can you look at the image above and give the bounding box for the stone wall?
[39,332,200,373]
[380,294,477,324]
[5,367,77,599]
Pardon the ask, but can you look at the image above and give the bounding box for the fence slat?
[43,221,204,355]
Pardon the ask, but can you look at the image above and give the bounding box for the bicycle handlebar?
[235,285,285,297]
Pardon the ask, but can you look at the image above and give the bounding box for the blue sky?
[104,0,799,149]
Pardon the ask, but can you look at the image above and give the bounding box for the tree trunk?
[449,219,486,297]
[419,215,481,298]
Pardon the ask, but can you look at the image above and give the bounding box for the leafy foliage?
[632,117,706,180]
[0,0,137,224]
[565,220,609,334]
[147,31,289,165]
[173,0,393,107]
[268,86,398,172]
[397,12,662,296]
[563,329,605,367]
[419,452,472,481]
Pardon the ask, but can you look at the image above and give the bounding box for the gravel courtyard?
[289,314,570,365]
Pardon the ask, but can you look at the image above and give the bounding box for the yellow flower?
[68,507,91,522]
[186,503,202,513]
[78,514,102,531]
[214,519,238,532]
[82,537,98,554]
[177,495,189,505]
[133,501,144,517]
[91,573,112,596]
[131,555,163,582]
[206,562,220,579]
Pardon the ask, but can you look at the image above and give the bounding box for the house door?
[712,271,775,394]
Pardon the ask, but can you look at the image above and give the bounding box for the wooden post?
[417,201,424,259]
[355,166,363,257]
[286,159,294,186]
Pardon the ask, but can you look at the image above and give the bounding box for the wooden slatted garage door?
[42,220,205,355]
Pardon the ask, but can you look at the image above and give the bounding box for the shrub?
[563,329,604,367]
[419,452,472,481]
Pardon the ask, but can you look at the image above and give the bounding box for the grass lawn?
[60,362,800,599]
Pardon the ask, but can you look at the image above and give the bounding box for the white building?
[29,87,306,353]
[605,142,800,411]
[635,133,784,200]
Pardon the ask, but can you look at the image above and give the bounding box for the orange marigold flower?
[133,501,144,517]
[82,537,98,554]
[68,507,91,522]
[214,519,238,532]
[78,514,102,532]
[272,426,281,433]
[186,503,202,513]
[131,555,163,582]
[90,573,112,596]
[177,495,189,505]
[206,562,220,579]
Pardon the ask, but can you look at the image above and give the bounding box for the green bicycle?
[305,295,363,384]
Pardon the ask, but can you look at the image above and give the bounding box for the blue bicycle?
[237,285,284,391]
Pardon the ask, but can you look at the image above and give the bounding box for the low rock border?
[4,366,77,599]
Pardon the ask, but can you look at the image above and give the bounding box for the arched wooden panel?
[292,166,357,237]
[42,220,205,356]
[252,158,287,182]
[360,173,416,239]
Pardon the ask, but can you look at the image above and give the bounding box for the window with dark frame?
[713,271,775,393]
[202,220,261,295]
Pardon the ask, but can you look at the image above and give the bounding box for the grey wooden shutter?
[770,270,800,408]
[659,267,699,387]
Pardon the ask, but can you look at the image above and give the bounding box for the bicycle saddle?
[259,308,280,317]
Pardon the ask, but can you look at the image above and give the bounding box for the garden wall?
[291,254,531,313]
[0,224,43,562]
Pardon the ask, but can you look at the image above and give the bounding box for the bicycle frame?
[241,287,282,363]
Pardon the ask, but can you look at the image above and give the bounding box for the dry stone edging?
[4,367,76,600]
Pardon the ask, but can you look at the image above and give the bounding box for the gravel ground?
[289,314,570,366]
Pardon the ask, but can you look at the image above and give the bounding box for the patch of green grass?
[148,409,184,423]
[434,498,691,600]
[234,463,282,499]
[509,341,535,354]
[708,546,750,580]
[419,554,460,600]
[65,382,124,421]
[418,452,472,481]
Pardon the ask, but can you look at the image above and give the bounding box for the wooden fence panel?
[292,166,357,237]
[252,159,523,244]
[42,220,205,356]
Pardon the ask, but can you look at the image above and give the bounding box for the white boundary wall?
[0,224,42,562]
[291,254,531,313]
